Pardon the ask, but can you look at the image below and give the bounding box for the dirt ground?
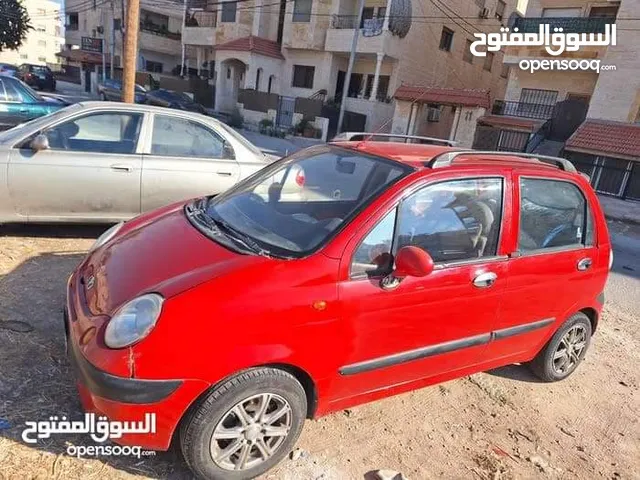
[0,224,638,480]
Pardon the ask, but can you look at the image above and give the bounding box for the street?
[0,219,638,479]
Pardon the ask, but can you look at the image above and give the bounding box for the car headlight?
[104,294,164,348]
[90,222,124,253]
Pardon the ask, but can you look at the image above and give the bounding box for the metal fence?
[514,16,614,34]
[566,152,640,201]
[492,100,555,120]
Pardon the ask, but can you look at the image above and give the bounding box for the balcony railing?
[140,22,181,41]
[492,100,555,120]
[513,16,614,34]
[331,15,384,32]
[187,11,217,28]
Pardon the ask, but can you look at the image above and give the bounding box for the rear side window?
[518,178,592,252]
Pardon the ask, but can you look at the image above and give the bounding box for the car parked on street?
[0,102,269,223]
[145,88,208,115]
[16,63,56,91]
[97,78,147,103]
[0,62,18,77]
[64,137,611,480]
[0,74,67,131]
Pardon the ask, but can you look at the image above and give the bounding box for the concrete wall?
[587,0,640,122]
[415,104,456,140]
[453,107,487,148]
[504,68,599,102]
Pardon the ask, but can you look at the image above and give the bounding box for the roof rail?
[332,132,456,146]
[426,150,577,173]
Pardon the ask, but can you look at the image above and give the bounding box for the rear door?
[7,109,144,221]
[487,173,599,361]
[140,113,240,212]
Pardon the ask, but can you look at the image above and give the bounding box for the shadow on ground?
[0,243,191,478]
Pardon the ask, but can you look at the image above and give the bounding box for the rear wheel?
[180,368,307,480]
[529,312,592,382]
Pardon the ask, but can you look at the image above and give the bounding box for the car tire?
[180,367,307,480]
[529,312,592,382]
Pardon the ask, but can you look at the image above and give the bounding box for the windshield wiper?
[209,216,273,258]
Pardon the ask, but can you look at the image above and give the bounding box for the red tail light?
[295,168,305,187]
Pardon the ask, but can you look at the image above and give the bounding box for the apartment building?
[61,0,185,91]
[480,0,640,201]
[182,0,517,137]
[0,0,64,66]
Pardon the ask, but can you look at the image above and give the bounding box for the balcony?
[513,16,614,34]
[325,16,403,58]
[492,100,555,120]
[139,22,182,55]
[183,11,217,46]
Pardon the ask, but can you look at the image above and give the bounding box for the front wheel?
[180,368,307,480]
[529,312,592,382]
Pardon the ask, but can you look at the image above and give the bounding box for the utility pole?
[336,0,365,134]
[110,0,116,79]
[122,0,141,102]
[180,0,187,77]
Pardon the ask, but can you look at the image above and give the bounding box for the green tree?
[0,0,32,52]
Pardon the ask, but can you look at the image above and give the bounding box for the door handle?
[577,258,592,271]
[216,171,233,176]
[473,272,497,288]
[110,164,132,172]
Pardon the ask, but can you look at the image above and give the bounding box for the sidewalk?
[598,195,640,225]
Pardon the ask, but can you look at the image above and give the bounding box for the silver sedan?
[0,102,270,224]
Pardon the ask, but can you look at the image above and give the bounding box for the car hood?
[80,202,266,316]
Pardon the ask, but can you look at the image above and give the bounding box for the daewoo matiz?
[65,138,611,479]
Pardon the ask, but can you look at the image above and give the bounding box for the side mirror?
[381,246,434,290]
[30,134,49,152]
[222,141,235,159]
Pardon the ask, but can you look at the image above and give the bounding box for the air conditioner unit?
[427,106,441,122]
[479,7,490,19]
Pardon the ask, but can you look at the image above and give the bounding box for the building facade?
[181,0,517,138]
[478,0,640,200]
[0,0,64,66]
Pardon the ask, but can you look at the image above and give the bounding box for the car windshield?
[199,145,412,257]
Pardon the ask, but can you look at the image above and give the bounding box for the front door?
[140,113,240,212]
[333,176,508,400]
[7,110,143,221]
[487,174,599,361]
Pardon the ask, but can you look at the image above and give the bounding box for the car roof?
[332,141,573,175]
[74,100,202,116]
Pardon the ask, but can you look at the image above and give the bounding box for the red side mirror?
[394,246,435,278]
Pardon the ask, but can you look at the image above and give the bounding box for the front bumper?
[65,271,210,450]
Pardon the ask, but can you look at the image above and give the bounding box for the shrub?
[259,118,273,134]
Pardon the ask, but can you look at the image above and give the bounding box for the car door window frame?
[14,109,149,154]
[349,176,508,280]
[515,175,594,257]
[145,112,233,159]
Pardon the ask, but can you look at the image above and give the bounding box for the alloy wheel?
[552,324,588,375]
[210,393,292,471]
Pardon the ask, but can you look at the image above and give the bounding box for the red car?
[65,141,611,479]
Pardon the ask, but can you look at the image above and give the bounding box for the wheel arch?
[579,306,599,334]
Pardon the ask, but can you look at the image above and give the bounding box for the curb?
[604,213,640,226]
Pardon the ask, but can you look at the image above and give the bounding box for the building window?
[37,8,46,15]
[500,64,509,78]
[20,54,28,60]
[360,7,374,28]
[483,52,494,71]
[589,6,619,18]
[439,27,454,51]
[463,39,474,63]
[495,0,506,21]
[38,40,47,48]
[292,0,312,22]
[145,60,163,73]
[36,25,46,32]
[377,7,386,18]
[67,12,79,30]
[114,55,121,67]
[292,65,315,89]
[268,75,274,93]
[227,68,231,79]
[255,68,262,90]
[520,88,558,105]
[38,56,47,62]
[221,1,237,23]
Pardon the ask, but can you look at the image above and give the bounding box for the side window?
[397,178,503,263]
[151,115,227,158]
[44,112,142,154]
[0,79,6,101]
[351,209,397,278]
[5,80,25,102]
[518,178,588,252]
